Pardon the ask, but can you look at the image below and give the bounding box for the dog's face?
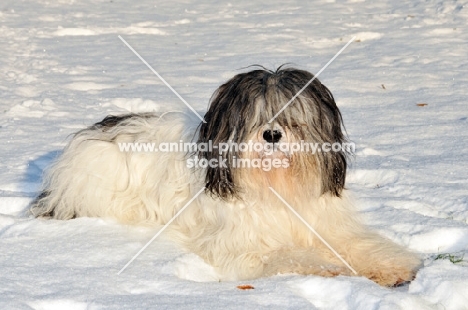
[197,67,349,201]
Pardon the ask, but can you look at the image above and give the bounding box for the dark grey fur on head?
[197,65,349,200]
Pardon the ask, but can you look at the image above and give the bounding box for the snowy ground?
[1,0,468,309]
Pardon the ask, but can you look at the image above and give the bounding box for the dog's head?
[197,66,350,201]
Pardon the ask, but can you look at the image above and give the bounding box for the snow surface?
[1,0,468,309]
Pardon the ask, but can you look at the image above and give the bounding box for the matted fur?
[31,66,421,286]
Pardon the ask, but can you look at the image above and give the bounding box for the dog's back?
[31,112,199,225]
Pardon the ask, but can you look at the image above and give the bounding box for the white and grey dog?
[31,66,421,286]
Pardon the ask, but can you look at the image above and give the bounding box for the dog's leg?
[312,217,421,286]
[260,233,421,286]
[297,194,423,286]
[262,247,352,278]
[192,246,351,281]
[180,225,351,281]
[335,232,422,286]
[178,205,355,281]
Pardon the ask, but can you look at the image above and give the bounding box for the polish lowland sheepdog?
[31,66,421,286]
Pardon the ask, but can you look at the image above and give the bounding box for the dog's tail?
[30,190,51,217]
[30,190,76,219]
[30,190,52,217]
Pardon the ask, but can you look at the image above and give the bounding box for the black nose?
[263,130,282,143]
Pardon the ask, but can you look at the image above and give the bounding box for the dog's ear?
[313,82,349,197]
[196,69,273,200]
[196,84,243,201]
[274,68,350,197]
[321,149,347,197]
[197,108,238,200]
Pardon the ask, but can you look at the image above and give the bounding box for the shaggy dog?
[31,66,421,286]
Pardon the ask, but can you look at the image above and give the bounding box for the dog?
[31,66,421,286]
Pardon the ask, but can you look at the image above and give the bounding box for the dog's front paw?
[361,265,418,287]
[351,240,422,286]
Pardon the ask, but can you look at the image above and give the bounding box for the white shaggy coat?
[32,112,420,286]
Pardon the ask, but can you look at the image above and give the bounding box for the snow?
[1,0,468,309]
